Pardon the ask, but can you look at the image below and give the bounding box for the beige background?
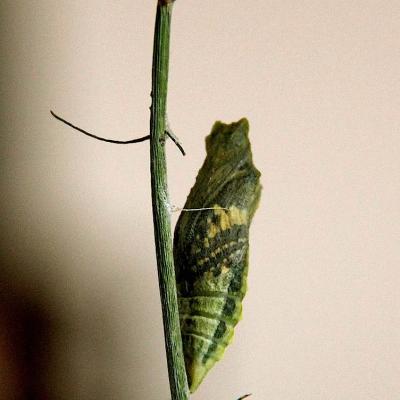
[1,1,399,399]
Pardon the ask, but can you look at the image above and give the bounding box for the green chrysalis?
[173,118,261,392]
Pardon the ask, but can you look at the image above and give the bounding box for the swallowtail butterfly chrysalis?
[173,118,261,392]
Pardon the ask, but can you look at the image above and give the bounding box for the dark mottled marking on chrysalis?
[173,118,261,392]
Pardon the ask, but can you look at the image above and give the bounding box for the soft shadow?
[0,255,150,400]
[0,273,54,400]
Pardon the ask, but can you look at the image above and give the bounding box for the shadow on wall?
[0,250,151,400]
[0,281,54,400]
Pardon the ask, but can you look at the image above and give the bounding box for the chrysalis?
[173,118,261,392]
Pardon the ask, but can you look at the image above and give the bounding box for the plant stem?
[149,2,189,400]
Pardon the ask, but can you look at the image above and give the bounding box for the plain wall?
[1,1,399,399]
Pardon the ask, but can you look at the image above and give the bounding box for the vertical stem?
[149,2,189,400]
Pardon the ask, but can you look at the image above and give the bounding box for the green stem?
[149,2,189,400]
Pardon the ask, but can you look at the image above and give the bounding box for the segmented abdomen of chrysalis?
[173,118,261,392]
